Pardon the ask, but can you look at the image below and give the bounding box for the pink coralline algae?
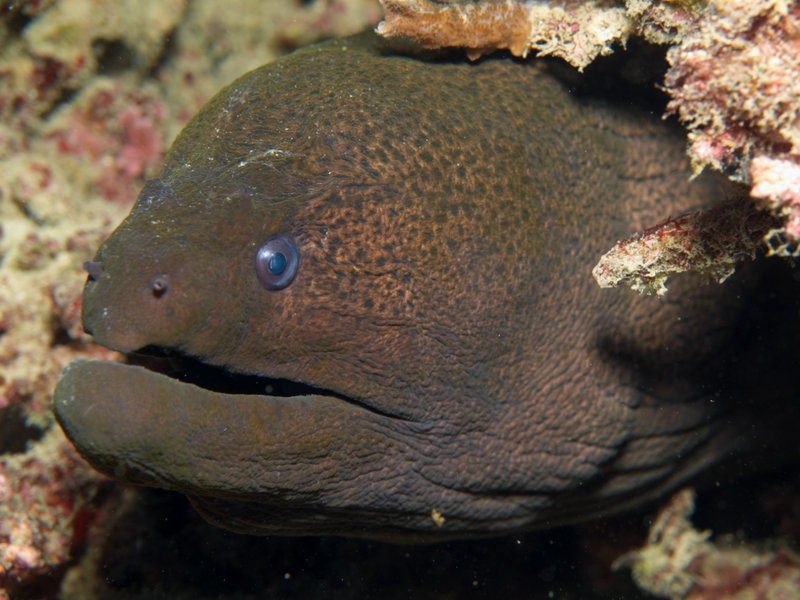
[45,80,169,205]
[615,489,800,600]
[0,0,185,130]
[752,156,800,244]
[0,429,107,600]
[663,0,800,243]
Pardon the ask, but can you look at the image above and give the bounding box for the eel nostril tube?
[83,260,103,280]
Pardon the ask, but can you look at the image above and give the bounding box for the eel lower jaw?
[51,354,367,492]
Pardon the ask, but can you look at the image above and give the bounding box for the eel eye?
[255,234,299,290]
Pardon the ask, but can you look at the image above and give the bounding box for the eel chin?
[52,354,365,496]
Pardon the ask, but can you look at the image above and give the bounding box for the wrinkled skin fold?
[53,33,793,540]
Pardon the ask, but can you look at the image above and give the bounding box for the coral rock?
[377,0,533,59]
[376,0,703,68]
[663,0,800,239]
[0,428,107,597]
[615,489,800,599]
[592,196,779,294]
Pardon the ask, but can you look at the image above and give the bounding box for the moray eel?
[54,34,763,540]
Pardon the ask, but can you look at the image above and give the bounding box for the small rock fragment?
[615,488,800,600]
[592,196,779,295]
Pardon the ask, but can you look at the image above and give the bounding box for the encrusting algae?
[377,0,700,69]
[592,196,781,295]
[614,489,800,599]
[664,0,800,245]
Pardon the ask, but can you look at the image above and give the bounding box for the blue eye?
[255,234,298,290]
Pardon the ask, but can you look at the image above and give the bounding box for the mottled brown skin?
[55,34,756,540]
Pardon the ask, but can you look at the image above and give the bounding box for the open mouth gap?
[126,346,352,400]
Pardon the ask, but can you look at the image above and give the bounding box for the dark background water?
[47,463,796,600]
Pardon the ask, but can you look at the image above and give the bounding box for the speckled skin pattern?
[54,34,759,540]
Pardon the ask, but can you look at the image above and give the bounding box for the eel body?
[54,34,768,540]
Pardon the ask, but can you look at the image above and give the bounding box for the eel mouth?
[118,347,409,421]
[125,346,352,402]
